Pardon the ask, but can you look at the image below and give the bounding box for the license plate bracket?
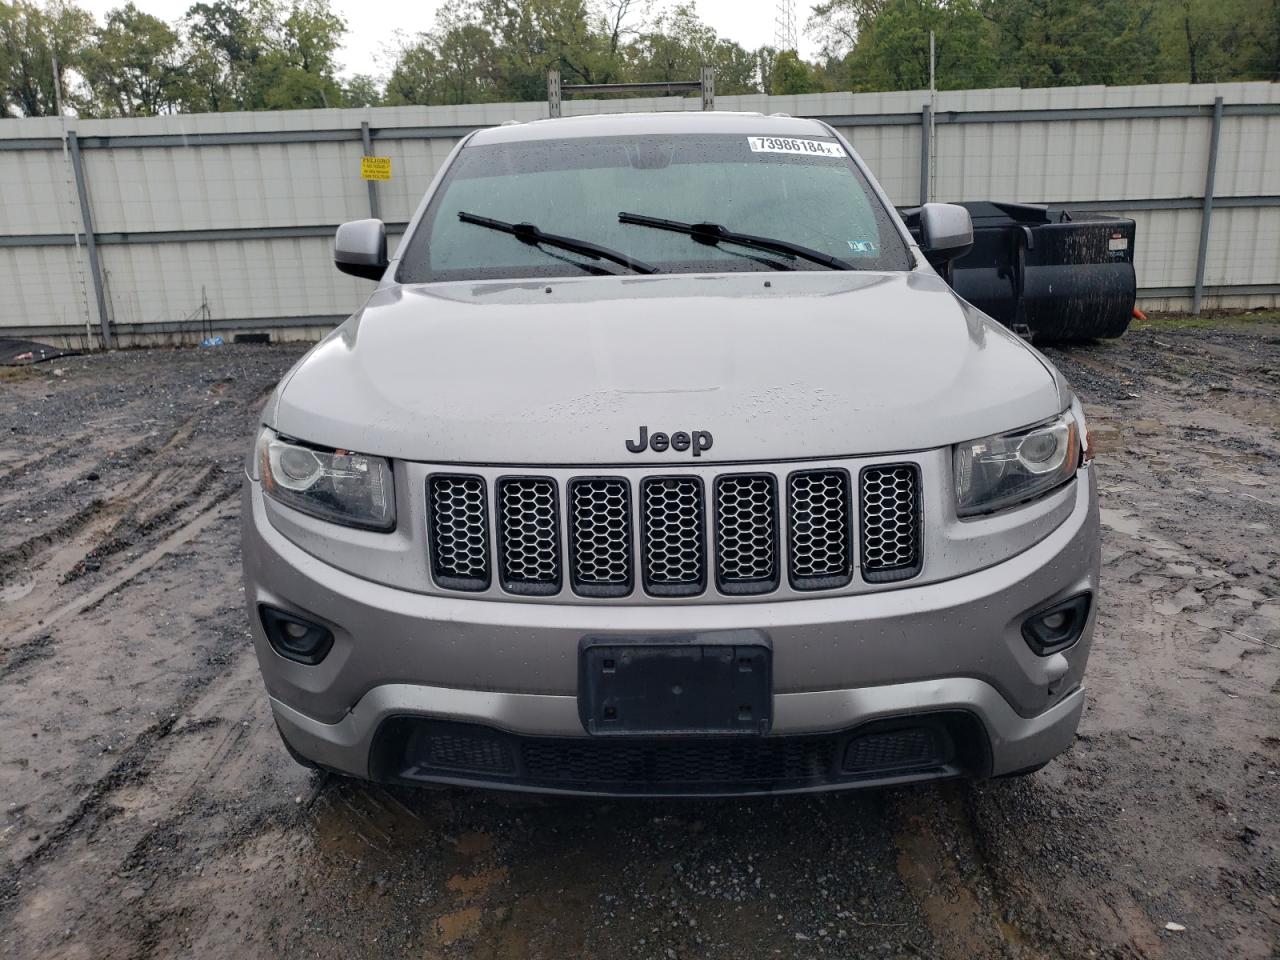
[579,634,772,736]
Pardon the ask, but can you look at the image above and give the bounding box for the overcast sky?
[75,0,821,80]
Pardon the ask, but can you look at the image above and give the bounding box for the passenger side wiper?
[618,212,854,271]
[458,212,660,275]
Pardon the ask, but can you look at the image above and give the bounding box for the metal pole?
[67,131,112,348]
[700,67,715,111]
[919,104,931,205]
[1192,95,1224,315]
[547,69,562,119]
[360,120,381,221]
[928,31,936,201]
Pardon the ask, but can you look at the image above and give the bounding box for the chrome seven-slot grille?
[426,465,921,598]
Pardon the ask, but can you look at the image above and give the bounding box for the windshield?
[397,133,913,282]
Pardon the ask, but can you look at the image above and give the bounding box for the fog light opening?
[1021,593,1091,656]
[1040,611,1068,631]
[259,605,335,665]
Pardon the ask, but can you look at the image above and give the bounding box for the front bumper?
[243,466,1099,794]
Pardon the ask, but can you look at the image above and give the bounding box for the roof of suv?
[468,111,834,145]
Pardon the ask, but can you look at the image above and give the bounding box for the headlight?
[954,412,1080,517]
[256,430,395,531]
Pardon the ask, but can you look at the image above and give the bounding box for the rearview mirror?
[334,219,388,280]
[918,203,974,263]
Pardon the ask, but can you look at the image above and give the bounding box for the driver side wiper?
[458,212,660,275]
[618,212,854,271]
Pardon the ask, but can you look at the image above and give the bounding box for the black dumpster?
[899,201,1136,342]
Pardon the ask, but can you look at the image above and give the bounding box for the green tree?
[385,3,499,106]
[987,0,1160,88]
[0,0,94,117]
[1152,0,1277,83]
[809,0,997,91]
[384,39,443,104]
[178,0,345,111]
[769,48,823,93]
[341,71,382,106]
[629,4,761,94]
[79,3,182,116]
[477,0,602,98]
[259,0,346,108]
[807,0,1277,89]
[179,0,271,110]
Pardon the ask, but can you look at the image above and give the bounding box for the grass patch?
[1134,309,1280,332]
[0,365,41,382]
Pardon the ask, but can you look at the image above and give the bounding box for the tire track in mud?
[0,647,311,957]
[0,493,238,656]
[0,413,217,578]
[1,422,246,654]
[0,430,97,492]
[0,345,307,958]
[0,375,273,576]
[889,785,1038,960]
[61,462,235,584]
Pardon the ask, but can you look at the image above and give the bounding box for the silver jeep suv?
[241,111,1099,796]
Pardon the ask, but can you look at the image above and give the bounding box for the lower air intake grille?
[641,477,706,595]
[497,477,561,595]
[569,478,632,596]
[714,474,778,593]
[376,714,978,794]
[401,724,514,776]
[843,727,941,773]
[426,475,489,590]
[859,464,922,582]
[787,470,852,590]
[520,737,835,786]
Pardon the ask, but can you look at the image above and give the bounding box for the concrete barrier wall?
[1,82,1276,346]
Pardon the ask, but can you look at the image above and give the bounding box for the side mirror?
[918,203,974,263]
[334,219,388,280]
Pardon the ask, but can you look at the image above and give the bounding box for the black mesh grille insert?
[399,722,514,776]
[714,474,778,593]
[421,733,512,773]
[426,475,489,590]
[842,727,942,773]
[520,737,836,785]
[376,714,984,794]
[859,464,922,583]
[497,477,561,595]
[569,478,632,596]
[640,477,706,596]
[787,470,853,590]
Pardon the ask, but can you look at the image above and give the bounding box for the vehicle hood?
[271,271,1063,465]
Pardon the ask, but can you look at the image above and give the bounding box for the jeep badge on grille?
[626,426,713,456]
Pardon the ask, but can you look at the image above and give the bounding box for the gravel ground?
[0,319,1277,960]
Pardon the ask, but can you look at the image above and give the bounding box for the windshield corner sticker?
[846,239,878,256]
[747,136,845,158]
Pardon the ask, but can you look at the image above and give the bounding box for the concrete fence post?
[1192,96,1224,315]
[67,130,111,349]
[360,120,381,222]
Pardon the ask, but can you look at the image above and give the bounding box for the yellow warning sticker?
[361,156,391,180]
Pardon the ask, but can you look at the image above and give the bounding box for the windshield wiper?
[458,212,659,275]
[618,212,854,271]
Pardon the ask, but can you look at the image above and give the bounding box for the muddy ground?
[0,317,1277,960]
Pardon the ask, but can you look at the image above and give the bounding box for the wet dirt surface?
[1,322,1277,959]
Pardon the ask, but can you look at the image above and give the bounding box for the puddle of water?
[1099,507,1143,538]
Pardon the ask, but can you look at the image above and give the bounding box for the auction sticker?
[747,136,845,157]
